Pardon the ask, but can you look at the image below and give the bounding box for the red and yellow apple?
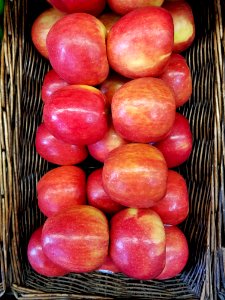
[46,13,109,85]
[31,8,65,58]
[155,112,193,168]
[37,166,86,217]
[152,170,189,225]
[47,0,106,16]
[42,69,69,103]
[88,122,128,163]
[107,7,174,78]
[27,226,69,277]
[163,0,195,52]
[43,85,108,145]
[87,168,124,215]
[102,143,168,208]
[156,225,189,279]
[111,77,176,143]
[35,123,88,165]
[41,206,109,272]
[159,53,192,107]
[110,208,166,280]
[108,0,165,15]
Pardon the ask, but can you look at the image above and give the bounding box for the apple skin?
[48,0,106,16]
[110,208,166,280]
[43,85,108,145]
[156,225,189,279]
[108,0,165,15]
[35,123,88,165]
[159,53,192,107]
[42,69,69,103]
[97,255,120,274]
[102,143,168,208]
[111,77,176,143]
[155,112,193,168]
[98,13,120,35]
[31,8,66,59]
[46,13,109,86]
[88,122,128,163]
[152,170,189,225]
[163,0,195,53]
[107,7,174,79]
[37,166,86,217]
[27,226,69,277]
[87,168,124,215]
[99,73,129,108]
[41,206,109,272]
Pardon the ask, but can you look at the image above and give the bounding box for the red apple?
[42,69,69,103]
[112,77,176,143]
[41,206,109,272]
[155,112,193,168]
[108,0,165,15]
[98,13,120,35]
[87,168,124,214]
[152,170,189,225]
[99,73,129,108]
[35,123,88,165]
[107,7,174,78]
[43,85,108,145]
[37,166,86,217]
[102,143,168,208]
[88,122,128,163]
[46,13,109,85]
[159,53,192,107]
[48,0,106,16]
[97,255,120,274]
[31,8,65,59]
[163,0,195,52]
[110,208,166,280]
[156,225,189,279]
[27,226,69,277]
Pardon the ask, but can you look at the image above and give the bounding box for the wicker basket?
[0,0,223,299]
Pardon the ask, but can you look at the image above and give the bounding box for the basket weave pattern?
[0,0,224,299]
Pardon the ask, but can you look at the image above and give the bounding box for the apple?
[87,168,124,215]
[102,143,168,208]
[163,0,195,52]
[107,7,174,78]
[88,122,128,163]
[41,206,109,272]
[108,0,165,15]
[97,255,120,274]
[35,123,88,165]
[37,166,86,217]
[43,85,108,145]
[46,13,109,85]
[155,112,193,168]
[152,170,189,225]
[47,0,106,16]
[111,77,176,143]
[27,226,69,277]
[156,225,189,279]
[159,53,192,107]
[110,208,166,280]
[99,73,129,108]
[42,69,69,103]
[31,8,66,59]
[98,13,120,35]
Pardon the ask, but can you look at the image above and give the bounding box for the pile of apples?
[28,0,195,281]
